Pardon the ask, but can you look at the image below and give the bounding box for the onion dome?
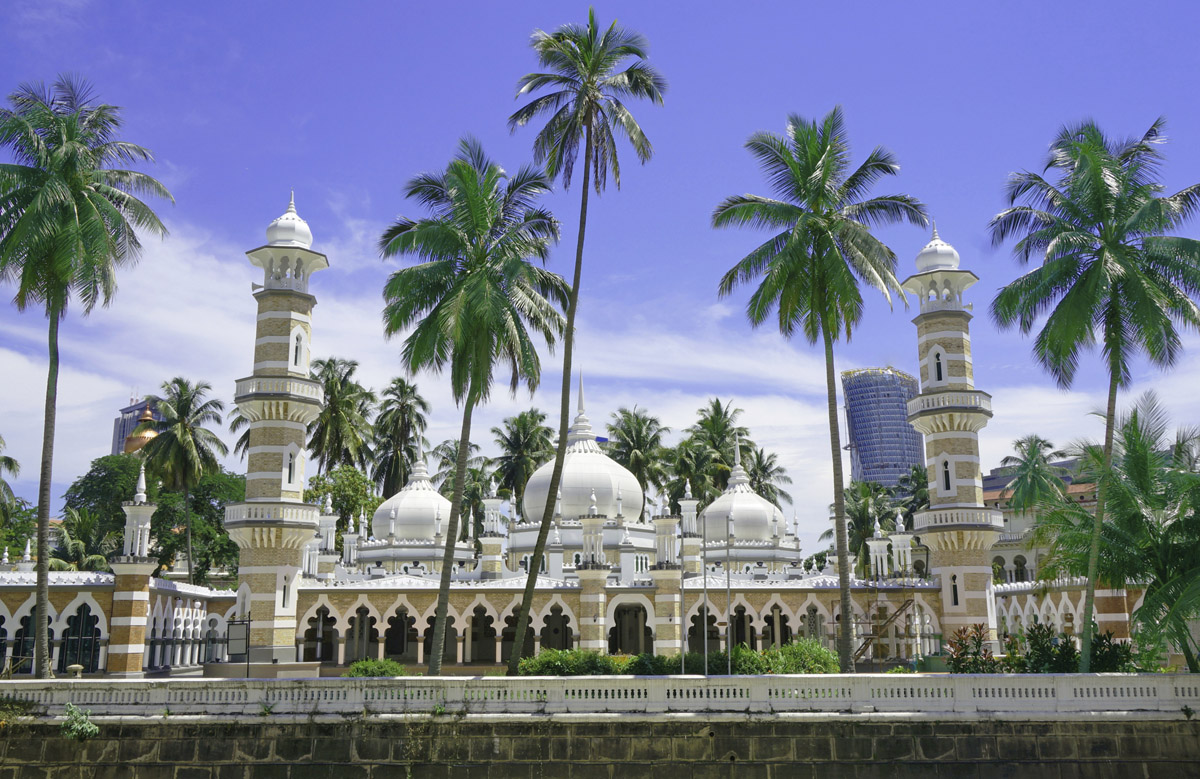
[266,192,314,249]
[371,454,452,541]
[699,437,785,543]
[522,376,644,522]
[123,406,158,454]
[914,222,960,272]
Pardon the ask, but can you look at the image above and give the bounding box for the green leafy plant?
[342,658,407,678]
[258,701,275,716]
[517,642,838,676]
[946,625,1000,674]
[60,702,99,742]
[1089,631,1135,673]
[1000,633,1027,673]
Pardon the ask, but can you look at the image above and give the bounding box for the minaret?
[901,225,1002,646]
[224,195,330,663]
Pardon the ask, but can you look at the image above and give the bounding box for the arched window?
[58,603,101,674]
[934,352,943,382]
[294,334,303,366]
[287,453,296,484]
[951,575,959,607]
[942,461,951,492]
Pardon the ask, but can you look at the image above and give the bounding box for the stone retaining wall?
[1,714,1197,778]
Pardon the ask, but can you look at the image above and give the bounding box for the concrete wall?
[1,715,1197,778]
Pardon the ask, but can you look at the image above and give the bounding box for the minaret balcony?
[907,390,991,417]
[235,375,324,405]
[913,507,1003,533]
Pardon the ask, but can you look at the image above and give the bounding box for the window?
[942,461,951,492]
[287,453,296,484]
[934,353,943,382]
[951,575,959,606]
[294,334,303,366]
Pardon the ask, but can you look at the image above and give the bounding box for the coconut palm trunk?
[183,485,194,586]
[428,391,477,676]
[822,327,855,672]
[508,123,593,676]
[33,309,61,678]
[1079,372,1119,672]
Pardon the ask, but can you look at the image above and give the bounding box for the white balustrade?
[913,508,1004,532]
[235,376,323,402]
[225,503,320,525]
[907,391,992,416]
[4,674,1196,717]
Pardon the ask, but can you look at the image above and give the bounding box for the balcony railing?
[907,391,992,416]
[225,503,319,525]
[913,507,1004,532]
[235,376,323,403]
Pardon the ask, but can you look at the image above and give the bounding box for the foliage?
[713,106,928,673]
[60,702,99,742]
[895,464,929,523]
[885,665,915,674]
[63,454,154,536]
[517,641,838,676]
[606,406,670,504]
[308,357,376,474]
[743,446,793,506]
[304,465,381,532]
[1089,631,1135,673]
[999,435,1069,513]
[342,658,407,678]
[989,118,1200,671]
[48,508,118,571]
[380,138,568,676]
[684,398,752,493]
[0,75,172,679]
[139,377,228,586]
[0,433,18,505]
[820,480,898,575]
[0,498,36,557]
[999,634,1026,673]
[946,625,1000,674]
[1032,392,1200,671]
[372,378,429,498]
[491,408,553,512]
[149,469,243,584]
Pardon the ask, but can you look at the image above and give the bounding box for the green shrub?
[518,645,839,676]
[731,644,769,675]
[1090,631,1135,673]
[946,624,999,673]
[60,702,99,742]
[1000,633,1026,673]
[885,665,915,674]
[342,658,407,678]
[1022,623,1079,673]
[765,639,840,674]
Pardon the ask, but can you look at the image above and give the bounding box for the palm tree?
[744,446,793,506]
[379,138,567,675]
[820,480,898,577]
[432,438,485,493]
[492,409,554,514]
[0,433,19,505]
[308,357,376,474]
[663,437,722,515]
[1033,393,1200,671]
[999,435,1070,514]
[606,406,670,501]
[989,118,1200,670]
[895,464,929,525]
[0,76,172,676]
[48,508,118,572]
[372,378,430,497]
[456,465,495,547]
[506,8,665,676]
[137,378,228,586]
[687,398,752,491]
[713,107,927,670]
[227,408,250,460]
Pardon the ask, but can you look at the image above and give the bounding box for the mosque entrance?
[731,606,756,650]
[763,610,792,648]
[608,604,652,655]
[468,606,498,663]
[302,606,337,662]
[500,610,535,663]
[384,608,419,663]
[687,608,720,654]
[346,606,380,663]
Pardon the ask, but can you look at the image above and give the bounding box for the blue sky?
[3,0,1200,552]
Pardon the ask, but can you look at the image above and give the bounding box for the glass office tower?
[841,367,924,489]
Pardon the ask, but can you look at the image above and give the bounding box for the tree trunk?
[184,484,195,586]
[1079,372,1118,673]
[507,122,594,676]
[1180,637,1199,674]
[823,327,856,673]
[427,393,476,676]
[34,311,61,678]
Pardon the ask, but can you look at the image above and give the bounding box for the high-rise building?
[111,398,164,455]
[841,366,924,488]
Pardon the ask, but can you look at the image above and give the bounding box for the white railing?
[907,391,992,416]
[4,675,1197,717]
[235,376,323,402]
[913,508,1004,531]
[224,503,320,525]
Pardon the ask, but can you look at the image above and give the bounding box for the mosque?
[0,199,1138,676]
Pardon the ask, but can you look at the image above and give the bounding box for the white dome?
[372,458,452,541]
[699,452,784,543]
[914,224,959,272]
[266,192,314,249]
[522,382,644,522]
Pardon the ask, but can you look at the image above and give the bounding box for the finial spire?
[288,190,296,213]
[577,371,585,414]
[734,433,741,467]
[931,220,939,240]
[135,461,147,504]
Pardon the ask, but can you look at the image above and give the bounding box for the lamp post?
[701,526,709,677]
[726,511,733,676]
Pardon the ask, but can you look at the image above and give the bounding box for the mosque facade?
[0,201,1142,676]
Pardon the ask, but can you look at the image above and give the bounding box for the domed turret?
[699,436,784,543]
[914,223,960,272]
[372,453,452,541]
[266,192,314,249]
[123,406,158,454]
[522,376,644,522]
